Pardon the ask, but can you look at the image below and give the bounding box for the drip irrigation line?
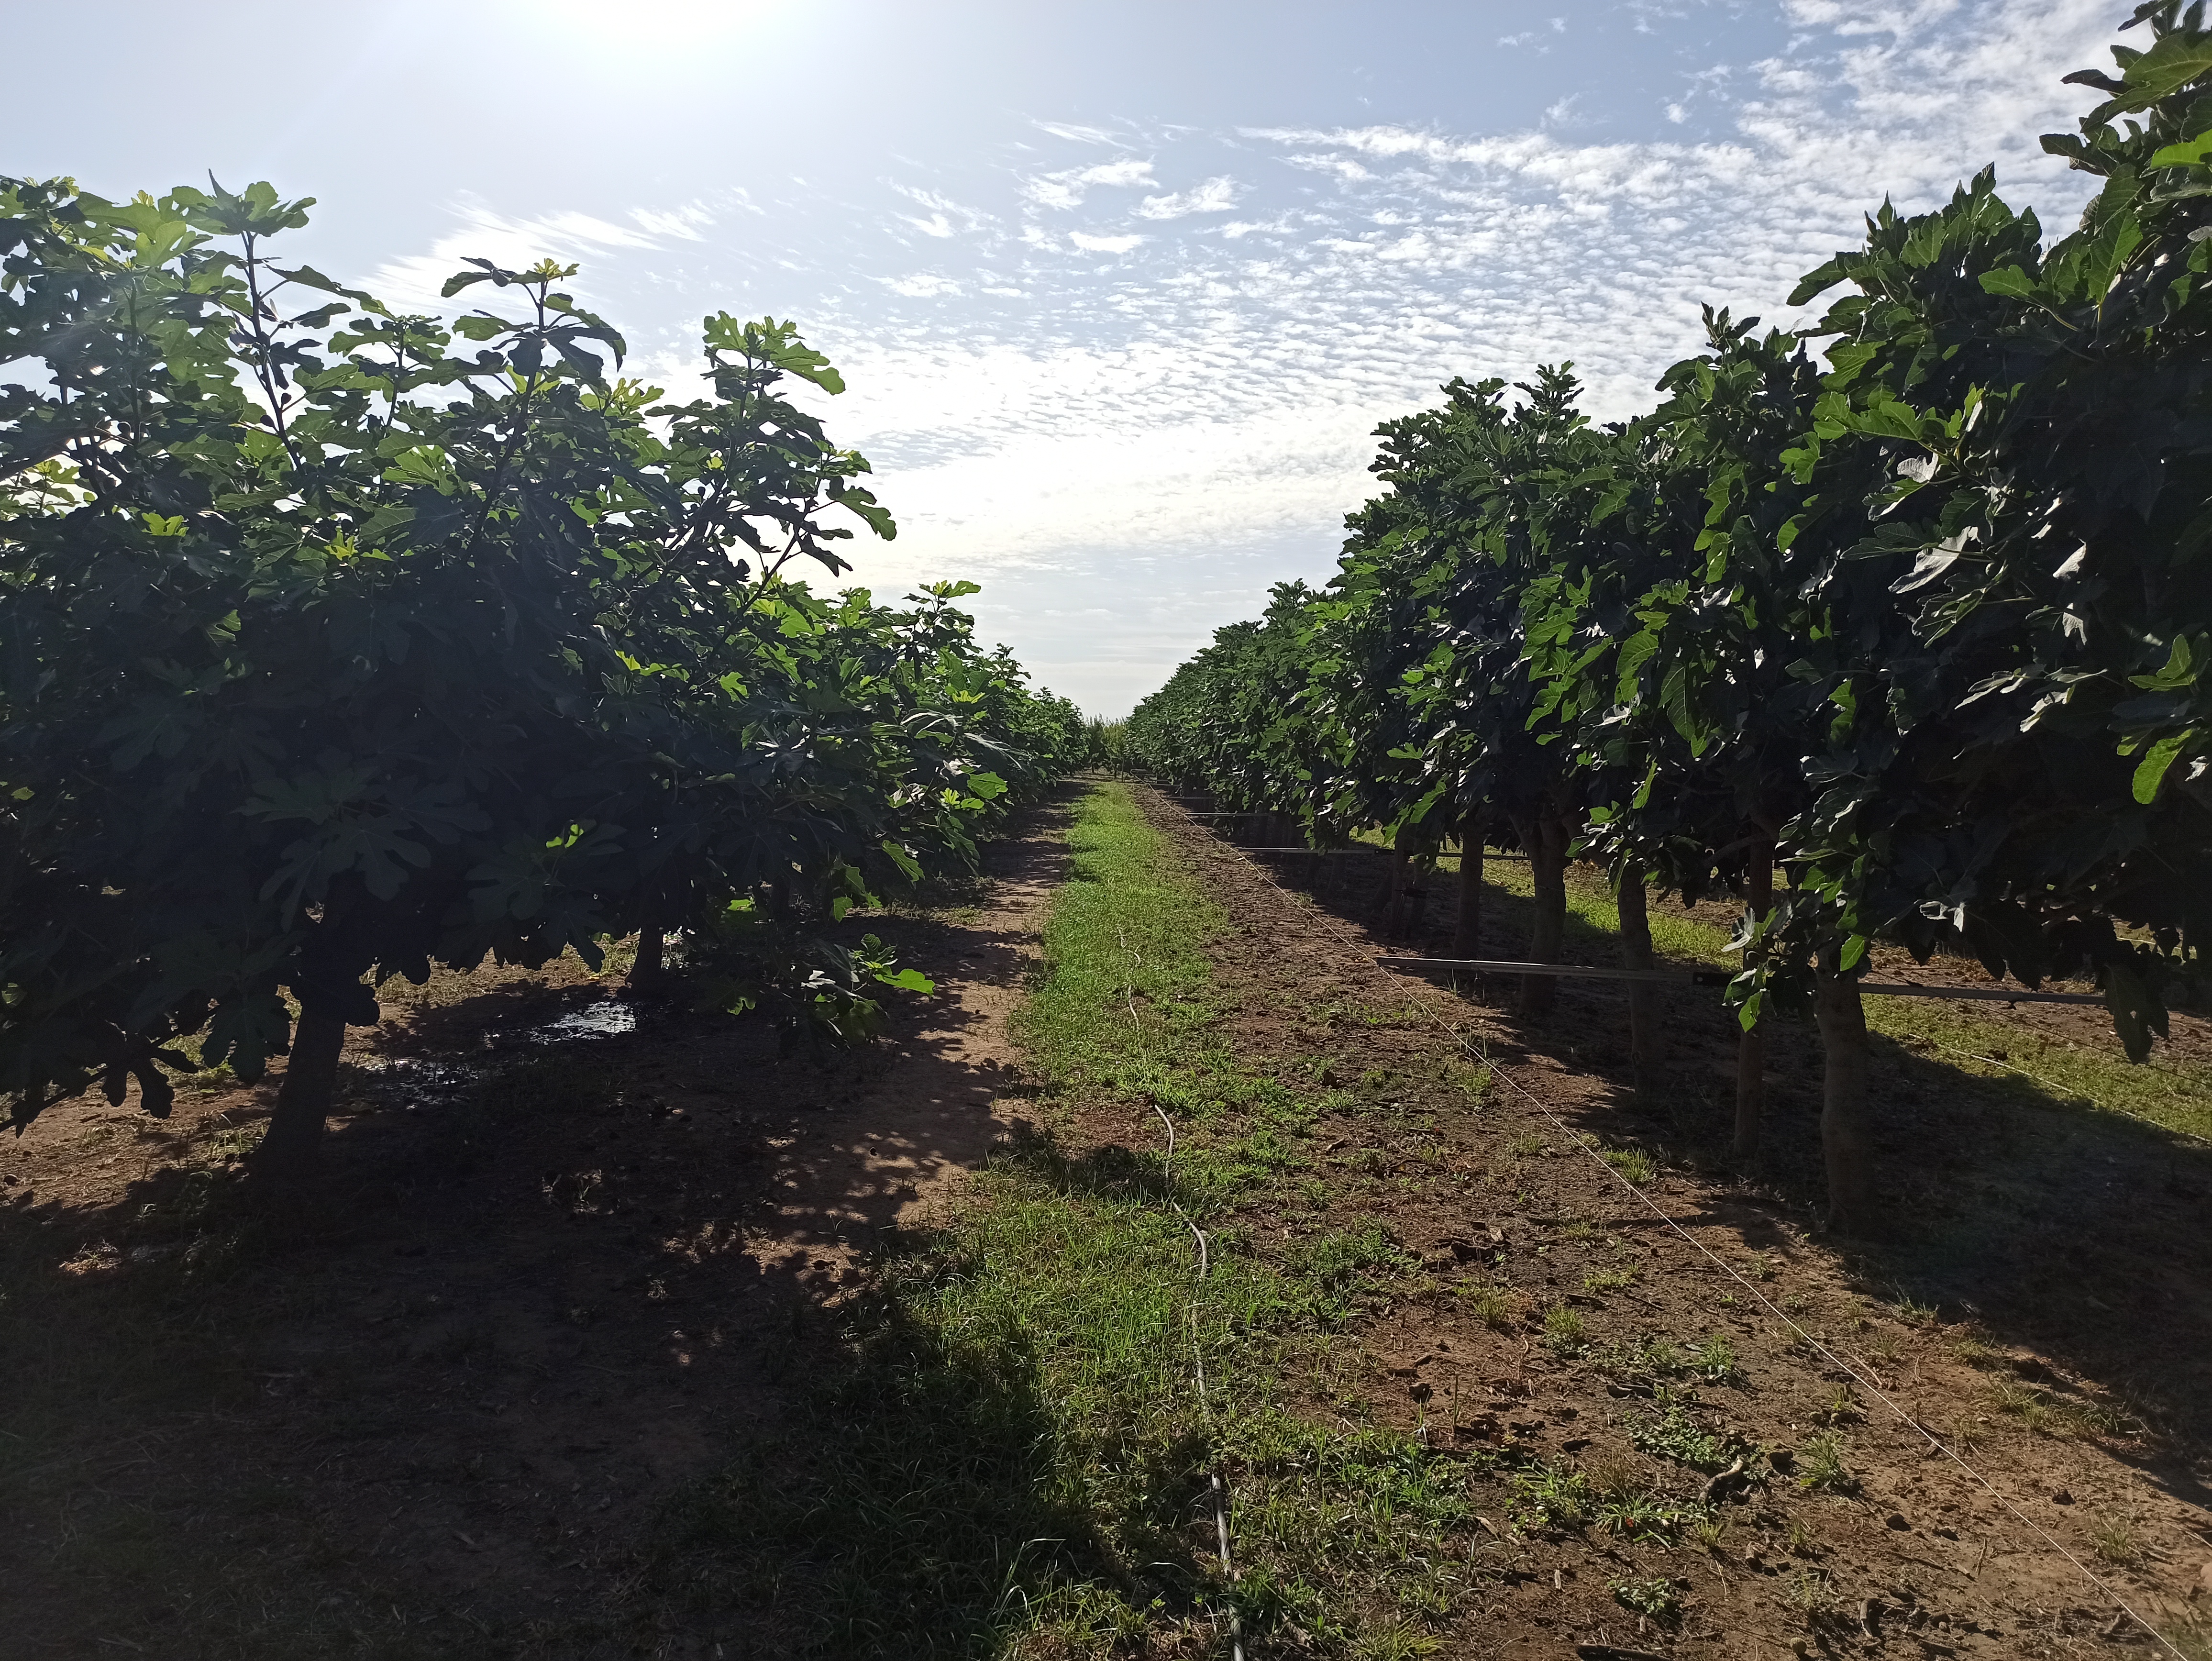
[1232,845,1532,861]
[1380,956,1728,986]
[1165,794,2190,1661]
[1118,925,1244,1661]
[1376,955,2110,1005]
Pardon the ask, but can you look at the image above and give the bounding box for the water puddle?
[524,1000,638,1042]
[352,1001,637,1114]
[351,1055,481,1112]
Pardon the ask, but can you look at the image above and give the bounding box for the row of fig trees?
[1128,1,2212,1233]
[0,176,1086,1178]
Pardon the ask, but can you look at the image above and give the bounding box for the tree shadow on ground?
[1194,813,2212,1519]
[0,793,1130,1661]
[642,1255,1193,1660]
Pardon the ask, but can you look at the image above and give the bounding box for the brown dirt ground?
[0,802,1072,1659]
[4,781,2209,1660]
[1140,785,2212,1659]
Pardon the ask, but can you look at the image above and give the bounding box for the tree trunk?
[1616,864,1660,1103]
[1403,857,1430,943]
[252,1008,346,1182]
[1453,809,1484,959]
[1520,814,1568,1017]
[1814,966,1878,1236]
[630,921,665,989]
[1734,834,1775,1163]
[1381,839,1411,937]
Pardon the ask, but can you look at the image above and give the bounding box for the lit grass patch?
[1508,1458,1592,1530]
[1688,1335,1741,1381]
[2089,1512,2141,1566]
[1456,1280,1517,1329]
[1795,1431,1856,1493]
[1609,1573,1682,1622]
[1285,1223,1411,1323]
[1458,843,2212,1142]
[1599,1144,1657,1185]
[1625,1403,1751,1474]
[1874,1001,2212,1142]
[1012,782,1228,1091]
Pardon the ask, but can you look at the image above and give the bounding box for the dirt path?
[0,797,1075,1659]
[10,783,2209,1658]
[1127,784,2212,1659]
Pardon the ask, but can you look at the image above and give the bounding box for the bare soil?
[1150,786,2212,1658]
[0,802,1072,1658]
[4,781,2208,1659]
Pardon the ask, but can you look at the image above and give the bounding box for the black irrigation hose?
[1376,955,2110,1005]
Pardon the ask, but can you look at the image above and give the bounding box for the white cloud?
[1067,231,1146,254]
[630,202,714,240]
[366,199,672,310]
[1018,156,1158,210]
[891,185,993,239]
[1282,152,1373,183]
[1136,176,1243,218]
[832,0,2116,615]
[362,0,2126,711]
[879,272,963,298]
[1020,177,1086,211]
[1032,120,1120,144]
[1079,159,1159,188]
[1782,0,1960,34]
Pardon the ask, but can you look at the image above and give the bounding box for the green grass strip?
[651,783,1483,1657]
[1013,778,1228,1089]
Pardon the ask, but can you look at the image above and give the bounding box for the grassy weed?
[2089,1512,2141,1566]
[1795,1432,1856,1493]
[1599,1145,1657,1185]
[1508,1458,1592,1530]
[1456,1280,1517,1329]
[1625,1403,1749,1473]
[1688,1335,1741,1381]
[1609,1573,1681,1621]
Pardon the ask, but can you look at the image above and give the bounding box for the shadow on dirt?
[0,794,1108,1660]
[1168,794,2212,1514]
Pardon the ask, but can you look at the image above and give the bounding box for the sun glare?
[520,0,789,56]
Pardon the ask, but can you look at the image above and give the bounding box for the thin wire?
[1118,922,1244,1661]
[1918,1034,2212,1150]
[1176,794,2189,1661]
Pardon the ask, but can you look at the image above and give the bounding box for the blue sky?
[12,0,2123,712]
